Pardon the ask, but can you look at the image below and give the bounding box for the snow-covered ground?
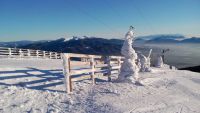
[0,58,200,113]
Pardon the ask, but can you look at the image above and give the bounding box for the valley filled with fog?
[141,43,200,68]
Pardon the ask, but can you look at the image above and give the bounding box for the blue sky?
[0,0,200,41]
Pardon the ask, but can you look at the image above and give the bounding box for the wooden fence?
[0,47,61,59]
[62,53,123,93]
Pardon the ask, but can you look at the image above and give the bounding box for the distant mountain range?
[20,37,124,55]
[137,34,200,43]
[0,40,48,48]
[0,40,34,47]
[0,35,199,55]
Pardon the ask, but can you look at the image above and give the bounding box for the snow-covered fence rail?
[62,53,123,93]
[0,47,61,59]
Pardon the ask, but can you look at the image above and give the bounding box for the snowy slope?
[0,58,200,113]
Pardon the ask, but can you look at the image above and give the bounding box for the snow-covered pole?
[107,56,112,82]
[62,53,72,93]
[162,49,169,63]
[147,49,152,58]
[19,49,23,58]
[117,57,121,73]
[90,55,96,84]
[55,52,58,59]
[27,49,31,57]
[36,50,39,58]
[43,51,46,58]
[49,52,52,59]
[8,48,12,57]
[155,54,163,68]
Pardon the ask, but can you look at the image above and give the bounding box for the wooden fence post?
[8,48,12,57]
[36,50,39,58]
[59,53,61,59]
[55,53,58,59]
[49,52,52,59]
[107,56,112,82]
[43,51,46,58]
[90,55,96,84]
[19,49,23,58]
[27,49,31,57]
[117,57,121,73]
[62,53,72,93]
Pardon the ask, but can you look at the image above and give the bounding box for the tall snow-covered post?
[155,55,163,68]
[118,26,139,82]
